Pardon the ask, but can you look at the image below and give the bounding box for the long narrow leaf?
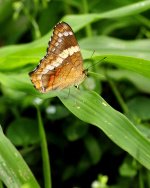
[0,127,40,188]
[58,88,150,170]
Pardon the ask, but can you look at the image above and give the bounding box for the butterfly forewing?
[29,22,85,93]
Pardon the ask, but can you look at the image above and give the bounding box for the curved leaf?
[58,88,150,170]
[0,127,40,188]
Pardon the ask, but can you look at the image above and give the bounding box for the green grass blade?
[36,107,52,188]
[58,88,150,170]
[105,55,150,79]
[0,127,40,188]
[63,1,150,27]
[80,36,150,60]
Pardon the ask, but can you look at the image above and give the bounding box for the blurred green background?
[0,0,150,188]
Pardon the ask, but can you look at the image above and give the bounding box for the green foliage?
[0,0,150,188]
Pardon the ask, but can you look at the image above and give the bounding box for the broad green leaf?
[106,69,150,94]
[127,97,150,121]
[0,127,40,188]
[80,36,150,60]
[105,55,150,78]
[84,134,102,164]
[64,121,88,141]
[119,156,137,177]
[6,118,39,146]
[57,88,150,170]
[63,1,150,30]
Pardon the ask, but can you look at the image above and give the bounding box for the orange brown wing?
[29,22,85,93]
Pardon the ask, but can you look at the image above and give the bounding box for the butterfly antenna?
[90,50,95,59]
[86,57,107,70]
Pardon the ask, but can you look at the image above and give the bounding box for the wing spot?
[58,38,62,43]
[64,31,69,36]
[55,42,59,47]
[68,46,79,56]
[59,49,68,58]
[48,37,51,45]
[68,46,74,56]
[75,46,79,52]
[52,48,55,52]
[37,75,42,80]
[57,57,63,63]
[53,62,61,67]
[69,31,73,35]
[45,65,55,71]
[58,33,63,37]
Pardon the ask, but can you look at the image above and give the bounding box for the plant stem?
[36,107,52,188]
[23,6,41,39]
[107,77,129,114]
[139,169,144,188]
[82,0,92,37]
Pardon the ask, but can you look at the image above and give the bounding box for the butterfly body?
[29,22,85,93]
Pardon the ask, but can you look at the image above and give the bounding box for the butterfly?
[29,22,86,93]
